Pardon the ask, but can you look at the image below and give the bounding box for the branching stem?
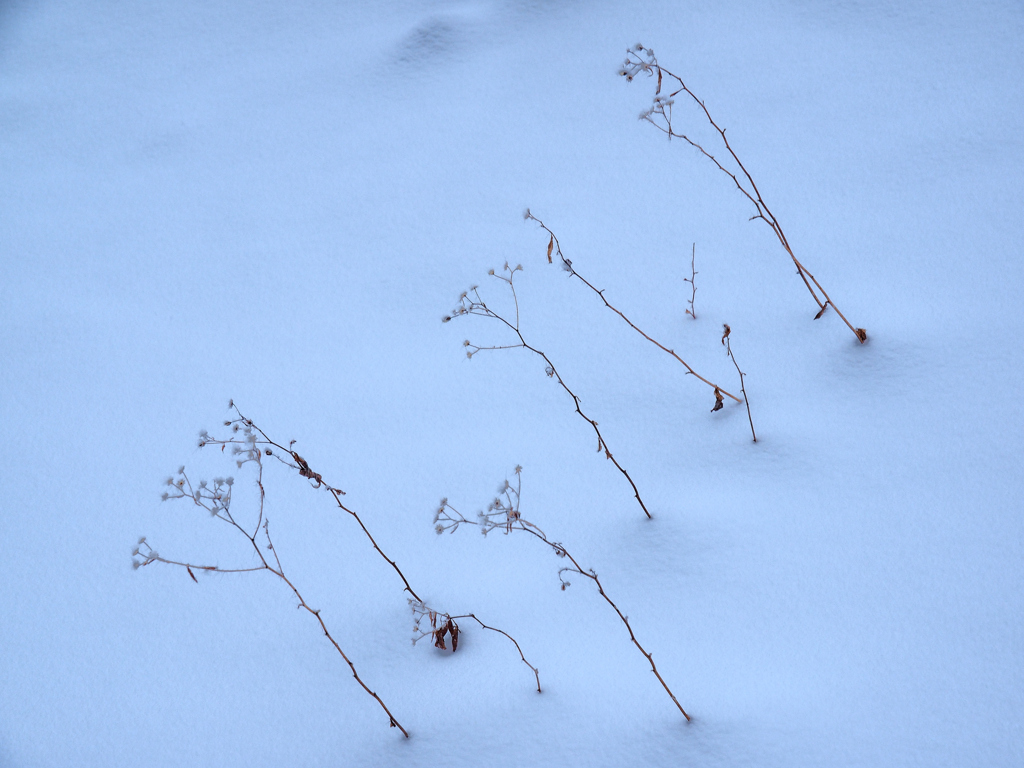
[137,456,410,737]
[435,469,689,720]
[526,213,740,407]
[721,325,756,443]
[684,243,698,320]
[446,266,652,519]
[191,404,539,692]
[622,45,867,344]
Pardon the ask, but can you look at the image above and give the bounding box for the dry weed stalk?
[684,243,698,320]
[721,325,757,443]
[620,44,867,344]
[526,212,740,410]
[134,452,409,736]
[409,599,541,693]
[434,467,691,721]
[137,404,542,737]
[443,264,653,519]
[199,404,538,692]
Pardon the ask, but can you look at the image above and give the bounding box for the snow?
[1,1,1022,766]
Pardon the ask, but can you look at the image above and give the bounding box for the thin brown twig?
[684,243,698,320]
[409,600,542,693]
[526,212,740,407]
[435,468,690,720]
[135,457,410,737]
[621,45,867,344]
[444,265,653,519]
[721,325,756,443]
[196,404,539,692]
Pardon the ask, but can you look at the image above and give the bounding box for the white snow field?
[1,1,1022,766]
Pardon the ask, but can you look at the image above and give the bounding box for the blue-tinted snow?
[1,1,1022,766]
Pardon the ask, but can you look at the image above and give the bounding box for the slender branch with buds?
[435,468,691,721]
[525,212,740,409]
[443,265,653,519]
[720,325,756,443]
[135,452,410,737]
[620,44,867,344]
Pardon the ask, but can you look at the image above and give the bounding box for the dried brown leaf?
[813,302,828,320]
[292,452,310,472]
[711,387,724,413]
[546,235,554,264]
[187,566,198,583]
[721,324,731,345]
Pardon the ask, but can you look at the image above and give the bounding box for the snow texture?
[1,0,1022,766]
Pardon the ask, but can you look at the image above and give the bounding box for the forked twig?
[443,264,653,519]
[721,325,756,442]
[135,454,410,737]
[526,212,740,409]
[435,468,690,721]
[621,44,867,344]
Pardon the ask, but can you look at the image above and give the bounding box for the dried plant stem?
[684,243,698,320]
[527,213,740,407]
[622,45,867,344]
[445,265,652,519]
[721,325,756,443]
[435,470,690,720]
[410,601,542,693]
[200,404,539,692]
[136,457,409,737]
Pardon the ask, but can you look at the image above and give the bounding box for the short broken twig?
[684,243,698,320]
[721,324,756,442]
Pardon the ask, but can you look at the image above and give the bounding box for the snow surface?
[2,1,1023,766]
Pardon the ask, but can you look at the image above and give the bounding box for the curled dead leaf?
[546,235,554,264]
[721,324,731,345]
[292,452,310,472]
[712,387,724,413]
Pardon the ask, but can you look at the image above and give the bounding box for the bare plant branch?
[409,599,542,693]
[135,455,410,738]
[436,468,691,721]
[190,404,538,692]
[444,265,653,519]
[684,242,698,320]
[525,212,740,409]
[621,45,867,344]
[721,325,757,442]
